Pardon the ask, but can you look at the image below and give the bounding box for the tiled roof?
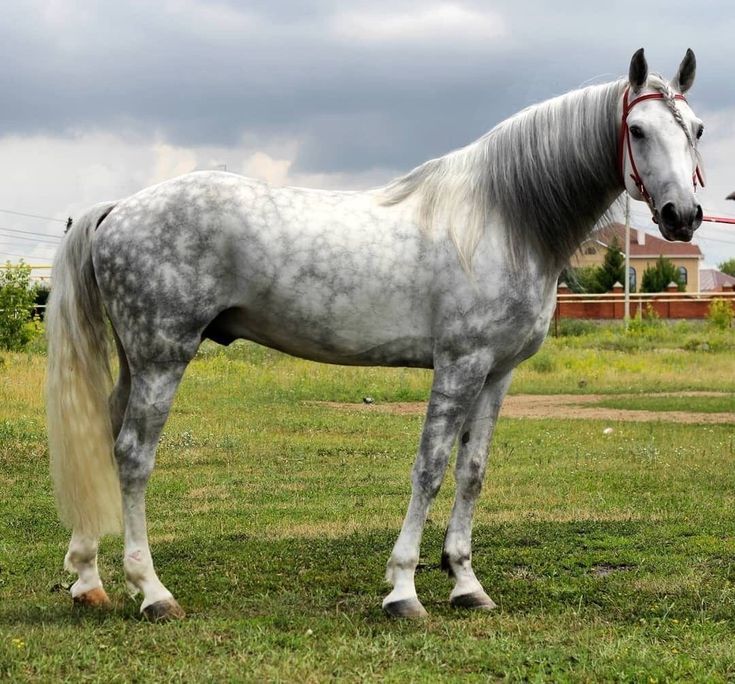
[586,223,703,258]
[700,268,735,292]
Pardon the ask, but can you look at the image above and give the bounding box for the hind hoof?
[450,591,497,611]
[383,597,428,619]
[142,599,186,622]
[72,587,112,609]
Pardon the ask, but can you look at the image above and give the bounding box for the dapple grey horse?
[47,48,704,620]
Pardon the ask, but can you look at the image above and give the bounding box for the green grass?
[591,394,735,414]
[2,335,735,681]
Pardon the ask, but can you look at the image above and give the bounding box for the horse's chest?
[474,281,556,365]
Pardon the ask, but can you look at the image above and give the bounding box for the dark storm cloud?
[2,0,733,175]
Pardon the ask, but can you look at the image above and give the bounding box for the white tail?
[46,201,122,537]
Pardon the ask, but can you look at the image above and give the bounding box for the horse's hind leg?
[64,532,110,607]
[63,335,131,609]
[115,358,190,621]
[441,372,511,610]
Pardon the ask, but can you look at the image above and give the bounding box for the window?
[629,267,636,292]
[678,265,688,286]
[584,246,596,255]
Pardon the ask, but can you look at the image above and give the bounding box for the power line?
[0,208,67,223]
[0,250,53,261]
[0,225,62,240]
[0,231,61,246]
[695,233,735,246]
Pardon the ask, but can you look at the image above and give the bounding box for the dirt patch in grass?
[311,391,735,424]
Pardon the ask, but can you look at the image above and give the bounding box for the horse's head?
[621,48,704,242]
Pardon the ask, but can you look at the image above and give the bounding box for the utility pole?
[624,195,631,329]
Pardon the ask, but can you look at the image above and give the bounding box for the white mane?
[381,80,629,269]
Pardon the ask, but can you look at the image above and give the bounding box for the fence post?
[666,281,679,318]
[556,282,571,331]
[612,282,624,319]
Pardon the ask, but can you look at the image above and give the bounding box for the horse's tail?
[46,201,122,538]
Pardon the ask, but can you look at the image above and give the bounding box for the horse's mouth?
[652,206,702,243]
[655,215,696,243]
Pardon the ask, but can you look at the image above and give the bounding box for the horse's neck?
[495,82,624,269]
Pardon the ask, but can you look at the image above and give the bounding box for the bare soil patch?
[312,391,735,424]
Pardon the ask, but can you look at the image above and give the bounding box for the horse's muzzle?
[655,201,703,242]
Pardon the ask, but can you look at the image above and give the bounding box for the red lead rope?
[618,87,704,215]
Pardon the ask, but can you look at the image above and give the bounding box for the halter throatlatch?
[618,87,705,219]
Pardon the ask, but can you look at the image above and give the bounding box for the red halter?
[618,87,705,215]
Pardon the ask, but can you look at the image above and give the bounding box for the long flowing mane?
[381,80,629,269]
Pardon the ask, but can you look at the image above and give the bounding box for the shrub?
[0,263,39,351]
[640,256,685,293]
[557,318,596,337]
[560,266,600,294]
[595,238,626,293]
[627,303,661,335]
[529,352,556,374]
[707,298,734,330]
[34,282,51,320]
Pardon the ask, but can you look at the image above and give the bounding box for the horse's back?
[91,172,437,366]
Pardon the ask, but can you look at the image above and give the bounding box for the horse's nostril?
[695,205,703,222]
[661,202,679,225]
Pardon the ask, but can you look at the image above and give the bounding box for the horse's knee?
[413,467,444,499]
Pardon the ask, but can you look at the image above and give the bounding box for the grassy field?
[2,324,735,681]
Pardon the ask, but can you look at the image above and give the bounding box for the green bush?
[529,352,556,373]
[627,303,661,335]
[640,256,685,293]
[556,318,596,337]
[0,263,40,351]
[707,298,734,330]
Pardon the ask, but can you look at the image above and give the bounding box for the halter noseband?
[618,87,705,217]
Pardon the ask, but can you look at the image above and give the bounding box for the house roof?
[700,268,735,292]
[585,223,703,259]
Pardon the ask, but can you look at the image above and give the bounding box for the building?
[700,268,735,292]
[573,223,703,292]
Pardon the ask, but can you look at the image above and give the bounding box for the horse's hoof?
[72,586,112,609]
[142,599,186,622]
[450,591,497,611]
[383,597,428,619]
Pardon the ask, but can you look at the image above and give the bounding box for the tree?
[594,238,626,292]
[0,262,37,350]
[559,266,599,294]
[640,256,685,293]
[718,258,735,278]
[561,239,627,294]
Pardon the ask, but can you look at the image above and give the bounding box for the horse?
[46,48,704,621]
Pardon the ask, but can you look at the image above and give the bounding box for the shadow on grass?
[4,518,733,626]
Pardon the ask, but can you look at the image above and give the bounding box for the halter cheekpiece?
[618,87,705,216]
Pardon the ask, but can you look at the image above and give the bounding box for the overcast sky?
[2,0,735,272]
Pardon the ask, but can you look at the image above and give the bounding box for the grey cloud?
[2,0,734,176]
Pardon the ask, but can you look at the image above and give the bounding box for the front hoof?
[142,599,186,622]
[73,587,112,609]
[383,597,428,619]
[450,591,497,611]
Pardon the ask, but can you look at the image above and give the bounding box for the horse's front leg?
[383,354,491,618]
[442,371,512,610]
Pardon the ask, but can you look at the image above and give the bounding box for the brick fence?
[556,282,735,320]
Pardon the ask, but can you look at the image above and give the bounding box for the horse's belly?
[204,306,435,367]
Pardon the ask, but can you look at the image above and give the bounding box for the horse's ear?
[672,48,696,94]
[628,48,648,91]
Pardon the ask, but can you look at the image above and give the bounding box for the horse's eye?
[629,125,644,140]
[696,125,704,140]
